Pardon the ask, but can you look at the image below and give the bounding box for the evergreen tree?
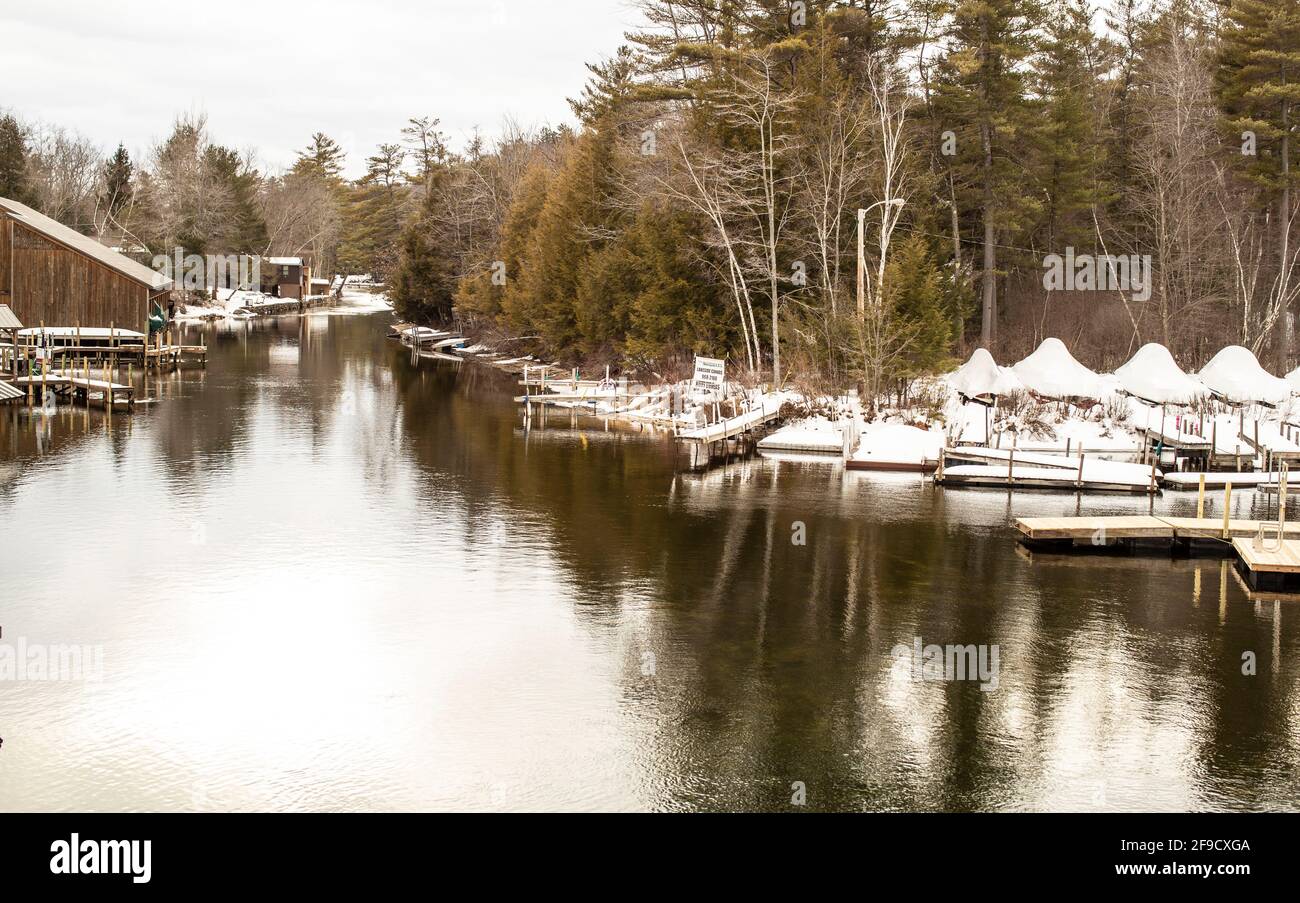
[0,114,29,202]
[204,145,268,253]
[102,143,134,220]
[293,133,347,182]
[391,158,458,323]
[339,144,409,279]
[885,234,955,380]
[1029,0,1113,253]
[1216,0,1300,350]
[934,0,1045,347]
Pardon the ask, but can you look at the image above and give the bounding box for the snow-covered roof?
[1012,338,1103,399]
[18,326,144,339]
[1113,343,1207,405]
[1197,346,1291,405]
[269,257,302,266]
[1287,366,1300,394]
[947,348,1023,398]
[0,196,173,291]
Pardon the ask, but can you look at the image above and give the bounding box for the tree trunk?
[980,120,996,348]
[1281,102,1292,371]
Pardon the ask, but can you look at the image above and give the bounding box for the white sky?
[0,0,639,178]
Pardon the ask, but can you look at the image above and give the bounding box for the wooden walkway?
[1015,514,1300,542]
[939,447,1160,493]
[145,344,207,368]
[13,372,135,408]
[1016,513,1300,593]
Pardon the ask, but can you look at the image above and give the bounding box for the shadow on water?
[1,311,1297,812]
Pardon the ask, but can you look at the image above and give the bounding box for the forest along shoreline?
[394,318,1300,498]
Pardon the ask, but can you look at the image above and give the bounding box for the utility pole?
[857,199,906,318]
[856,207,867,318]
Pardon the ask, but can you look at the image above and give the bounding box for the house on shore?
[0,196,173,335]
[261,256,314,300]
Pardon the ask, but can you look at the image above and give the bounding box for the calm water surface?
[1,302,1298,812]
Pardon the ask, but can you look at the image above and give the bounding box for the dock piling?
[1222,483,1233,540]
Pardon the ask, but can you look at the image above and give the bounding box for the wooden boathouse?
[0,196,173,335]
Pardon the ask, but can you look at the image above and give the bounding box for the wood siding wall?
[0,217,11,302]
[7,221,148,332]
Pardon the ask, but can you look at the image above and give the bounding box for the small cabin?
[261,257,313,300]
[0,196,173,335]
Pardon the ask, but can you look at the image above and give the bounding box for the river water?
[1,301,1297,812]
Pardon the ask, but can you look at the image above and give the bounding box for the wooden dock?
[938,446,1161,493]
[13,371,135,408]
[145,344,207,368]
[1231,538,1300,591]
[1015,512,1300,594]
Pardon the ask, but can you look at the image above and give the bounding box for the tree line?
[394,0,1299,395]
[3,0,1298,398]
[0,110,428,290]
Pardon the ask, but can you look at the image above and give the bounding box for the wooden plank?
[1161,517,1300,540]
[1015,516,1172,540]
[1233,538,1300,574]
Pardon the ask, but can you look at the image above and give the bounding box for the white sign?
[692,356,726,395]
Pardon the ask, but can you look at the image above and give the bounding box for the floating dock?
[938,446,1161,493]
[13,371,135,408]
[1015,515,1300,543]
[1232,538,1300,590]
[1014,512,1300,594]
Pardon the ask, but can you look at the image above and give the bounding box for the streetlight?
[857,199,906,317]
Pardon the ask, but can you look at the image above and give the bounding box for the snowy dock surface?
[678,403,783,443]
[942,446,1160,491]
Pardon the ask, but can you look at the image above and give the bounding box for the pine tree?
[1029,0,1113,254]
[293,133,347,182]
[391,159,458,324]
[1216,0,1300,350]
[339,144,409,280]
[102,143,134,220]
[204,145,268,253]
[934,0,1045,348]
[0,114,29,202]
[886,234,955,380]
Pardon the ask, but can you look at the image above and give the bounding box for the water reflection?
[0,311,1297,812]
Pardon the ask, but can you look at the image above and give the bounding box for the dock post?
[1150,456,1158,494]
[937,449,945,482]
[1197,473,1206,519]
[1076,450,1084,489]
[1007,436,1015,486]
[1222,482,1233,540]
[1281,463,1289,529]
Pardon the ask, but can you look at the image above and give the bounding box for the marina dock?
[938,446,1161,493]
[1014,509,1300,593]
[14,370,135,408]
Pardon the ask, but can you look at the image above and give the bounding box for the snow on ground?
[942,463,1155,488]
[758,416,845,452]
[1014,417,1139,454]
[173,286,392,321]
[851,421,944,466]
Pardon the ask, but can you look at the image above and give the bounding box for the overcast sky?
[1,0,638,178]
